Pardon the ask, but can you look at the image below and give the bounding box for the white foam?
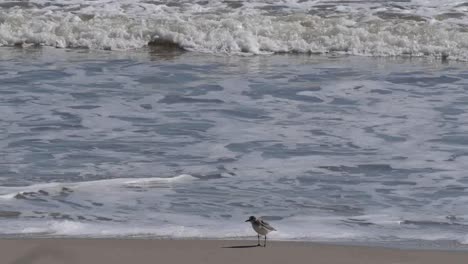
[0,0,468,60]
[123,174,196,185]
[0,174,196,199]
[1,216,361,240]
[0,210,467,244]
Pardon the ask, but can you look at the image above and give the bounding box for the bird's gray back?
[257,219,276,231]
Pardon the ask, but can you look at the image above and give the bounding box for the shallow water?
[1,46,468,249]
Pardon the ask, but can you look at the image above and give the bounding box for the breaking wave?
[0,0,468,60]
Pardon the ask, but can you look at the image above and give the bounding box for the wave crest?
[1,3,468,60]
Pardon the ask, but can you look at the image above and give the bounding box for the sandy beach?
[1,239,468,264]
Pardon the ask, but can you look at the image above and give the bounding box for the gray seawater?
[1,47,468,248]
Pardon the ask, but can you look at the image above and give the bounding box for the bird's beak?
[245,219,249,222]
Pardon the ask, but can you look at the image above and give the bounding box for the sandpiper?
[245,215,276,247]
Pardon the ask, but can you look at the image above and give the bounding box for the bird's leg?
[257,234,260,246]
[264,235,267,247]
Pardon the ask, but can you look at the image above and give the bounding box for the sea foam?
[0,174,196,199]
[0,0,468,60]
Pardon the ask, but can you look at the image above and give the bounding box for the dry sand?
[1,239,468,264]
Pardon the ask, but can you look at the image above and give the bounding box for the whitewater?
[0,0,468,60]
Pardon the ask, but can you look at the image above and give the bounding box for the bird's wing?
[259,219,276,231]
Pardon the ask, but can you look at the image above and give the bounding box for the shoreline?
[2,239,468,264]
[2,236,468,252]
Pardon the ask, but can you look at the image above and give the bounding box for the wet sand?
[2,239,468,264]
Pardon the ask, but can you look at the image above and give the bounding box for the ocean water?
[1,0,468,249]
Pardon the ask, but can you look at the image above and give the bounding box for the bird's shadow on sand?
[222,245,260,249]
